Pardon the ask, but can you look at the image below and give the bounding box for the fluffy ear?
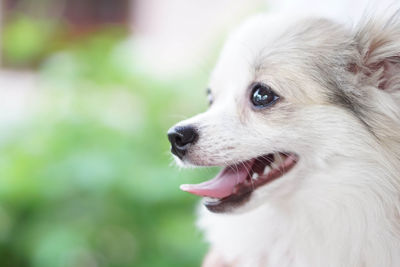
[353,12,400,93]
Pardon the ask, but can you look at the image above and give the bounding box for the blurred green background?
[0,0,264,266]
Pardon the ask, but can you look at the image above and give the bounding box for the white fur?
[171,11,400,267]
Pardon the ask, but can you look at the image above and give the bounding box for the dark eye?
[250,83,280,108]
[206,88,213,106]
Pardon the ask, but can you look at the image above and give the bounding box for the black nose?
[167,126,198,159]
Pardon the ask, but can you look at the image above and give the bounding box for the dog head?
[168,14,400,213]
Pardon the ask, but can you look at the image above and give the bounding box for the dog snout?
[167,125,199,159]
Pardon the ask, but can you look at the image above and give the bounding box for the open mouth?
[180,153,298,212]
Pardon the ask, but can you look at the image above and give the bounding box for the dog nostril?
[175,136,184,147]
[177,127,197,147]
[167,126,198,159]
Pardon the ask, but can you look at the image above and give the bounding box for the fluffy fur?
[171,11,400,267]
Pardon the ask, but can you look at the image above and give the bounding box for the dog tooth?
[270,152,284,168]
[271,153,280,169]
[204,197,219,202]
[275,153,285,166]
[252,173,259,180]
[263,165,271,175]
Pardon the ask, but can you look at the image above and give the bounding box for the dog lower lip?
[203,188,253,213]
[180,153,298,212]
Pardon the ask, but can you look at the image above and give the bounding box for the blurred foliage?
[0,16,218,267]
[2,15,61,67]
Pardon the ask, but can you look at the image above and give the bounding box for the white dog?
[168,11,400,267]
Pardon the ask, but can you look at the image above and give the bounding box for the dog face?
[168,14,400,213]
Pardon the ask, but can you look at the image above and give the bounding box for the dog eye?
[206,88,213,106]
[250,83,280,108]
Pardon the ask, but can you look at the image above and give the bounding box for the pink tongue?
[180,163,251,198]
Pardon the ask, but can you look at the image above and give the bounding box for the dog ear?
[352,13,400,93]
